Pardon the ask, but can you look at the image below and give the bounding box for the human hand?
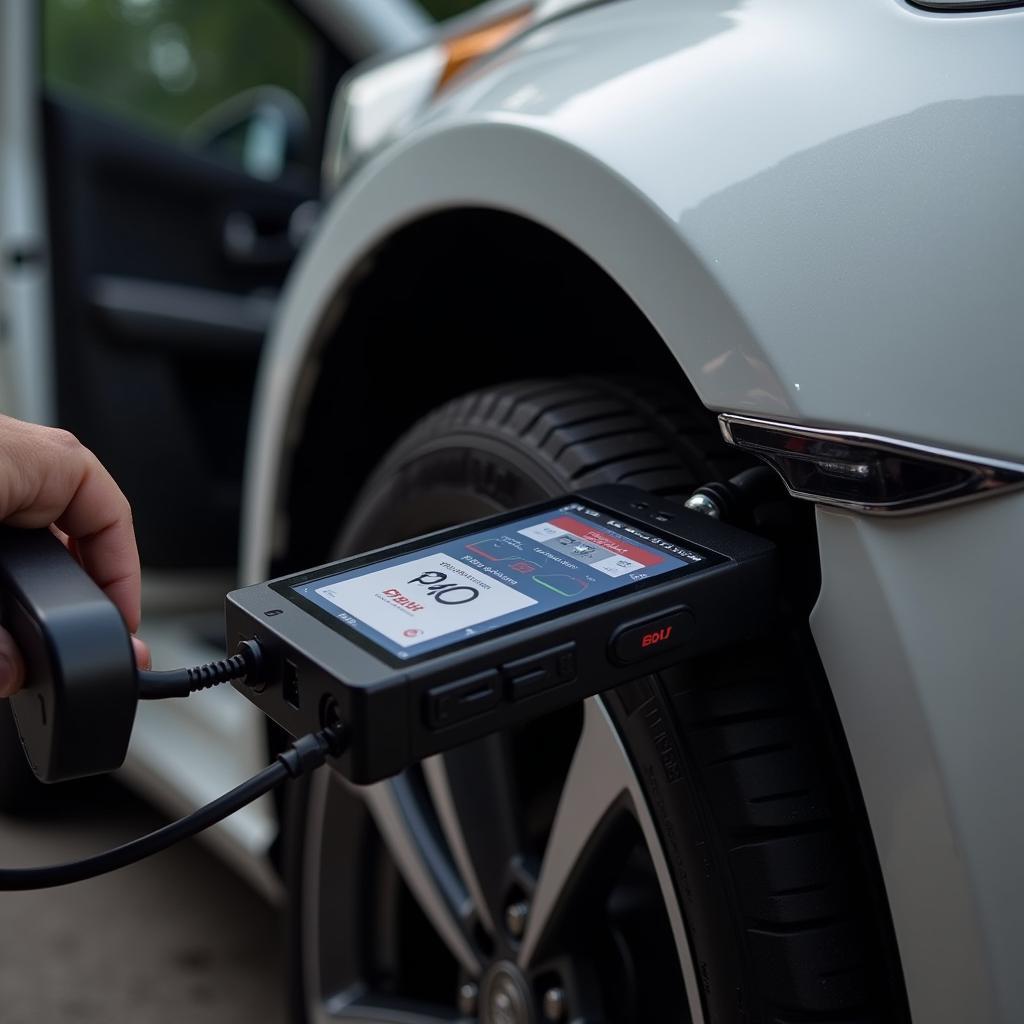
[0,415,150,696]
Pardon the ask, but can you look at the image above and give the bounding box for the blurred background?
[44,0,477,148]
[0,0,495,1019]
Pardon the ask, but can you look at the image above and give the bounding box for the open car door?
[2,0,429,888]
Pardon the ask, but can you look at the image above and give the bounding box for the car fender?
[243,116,774,584]
[248,0,1024,577]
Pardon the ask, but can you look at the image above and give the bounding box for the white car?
[5,0,1024,1023]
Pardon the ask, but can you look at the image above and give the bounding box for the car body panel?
[813,494,1024,1024]
[299,0,431,60]
[242,0,1024,1019]
[246,0,1024,575]
[420,0,1024,461]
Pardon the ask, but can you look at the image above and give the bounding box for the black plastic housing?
[227,486,781,784]
[0,527,137,782]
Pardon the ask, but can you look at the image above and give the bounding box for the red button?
[609,607,694,665]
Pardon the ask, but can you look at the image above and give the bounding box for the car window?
[43,0,318,180]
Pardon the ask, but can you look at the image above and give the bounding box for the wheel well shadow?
[279,209,709,574]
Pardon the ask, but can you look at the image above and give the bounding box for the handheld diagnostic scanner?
[227,485,780,784]
[0,483,783,891]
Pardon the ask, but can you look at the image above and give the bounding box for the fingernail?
[0,654,15,698]
[131,635,152,671]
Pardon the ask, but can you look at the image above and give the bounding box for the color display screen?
[285,501,713,662]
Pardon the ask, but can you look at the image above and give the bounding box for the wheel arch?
[240,120,769,582]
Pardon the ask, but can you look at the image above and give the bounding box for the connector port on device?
[282,660,300,709]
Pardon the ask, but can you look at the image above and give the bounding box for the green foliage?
[43,0,314,141]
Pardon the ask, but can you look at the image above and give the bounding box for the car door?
[37,0,438,881]
[2,0,349,888]
[41,0,347,577]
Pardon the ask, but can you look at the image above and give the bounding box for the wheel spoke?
[422,732,523,936]
[516,698,634,969]
[360,773,483,977]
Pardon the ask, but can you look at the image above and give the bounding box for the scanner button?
[555,648,577,682]
[610,607,694,665]
[504,643,577,700]
[426,671,500,729]
[508,668,549,698]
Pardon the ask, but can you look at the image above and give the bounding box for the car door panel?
[43,95,315,567]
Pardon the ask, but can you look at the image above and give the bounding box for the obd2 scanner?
[0,483,780,887]
[227,485,779,783]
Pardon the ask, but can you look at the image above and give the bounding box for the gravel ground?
[0,779,286,1024]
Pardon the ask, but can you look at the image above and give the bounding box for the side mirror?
[185,85,311,181]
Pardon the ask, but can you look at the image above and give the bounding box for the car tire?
[286,377,907,1023]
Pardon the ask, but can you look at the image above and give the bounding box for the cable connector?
[685,466,782,526]
[137,639,264,700]
[277,724,348,777]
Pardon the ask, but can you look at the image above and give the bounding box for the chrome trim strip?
[908,1,1024,12]
[719,414,1024,515]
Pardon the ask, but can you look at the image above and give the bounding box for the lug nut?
[504,900,529,938]
[542,986,567,1021]
[457,981,479,1017]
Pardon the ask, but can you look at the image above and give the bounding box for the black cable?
[138,638,264,700]
[0,725,347,891]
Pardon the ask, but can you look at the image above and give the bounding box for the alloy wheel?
[300,697,704,1023]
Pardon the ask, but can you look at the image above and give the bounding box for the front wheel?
[286,378,906,1023]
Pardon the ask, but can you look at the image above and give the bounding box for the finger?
[0,626,26,698]
[54,458,140,633]
[131,635,151,671]
[48,524,72,549]
[0,424,142,634]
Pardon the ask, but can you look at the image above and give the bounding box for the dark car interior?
[41,0,348,569]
